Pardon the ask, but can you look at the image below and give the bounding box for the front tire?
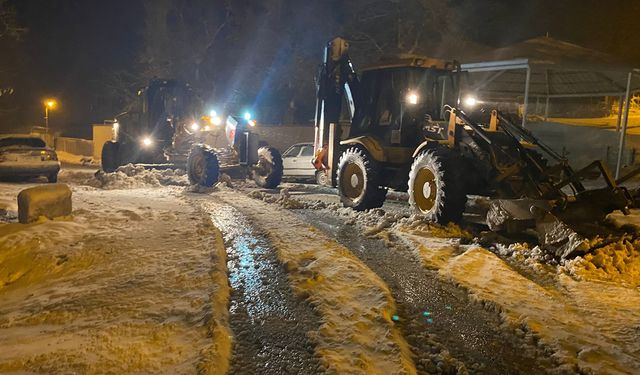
[408,147,467,224]
[101,141,121,173]
[252,147,283,188]
[336,146,387,211]
[315,170,328,186]
[187,144,220,187]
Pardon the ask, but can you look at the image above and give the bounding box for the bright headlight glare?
[406,92,419,105]
[204,125,211,131]
[142,137,152,146]
[243,112,252,121]
[464,96,478,107]
[210,110,217,117]
[248,120,257,127]
[190,122,200,131]
[212,116,222,126]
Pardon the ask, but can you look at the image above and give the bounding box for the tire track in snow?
[199,199,322,374]
[214,190,417,374]
[298,209,552,375]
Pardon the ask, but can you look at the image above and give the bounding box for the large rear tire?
[101,141,121,173]
[408,147,467,224]
[336,146,387,211]
[252,147,283,188]
[187,144,220,187]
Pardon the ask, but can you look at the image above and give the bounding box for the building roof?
[461,37,639,99]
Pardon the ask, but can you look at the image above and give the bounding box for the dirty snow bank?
[218,191,417,375]
[247,188,329,209]
[562,238,640,287]
[59,164,189,189]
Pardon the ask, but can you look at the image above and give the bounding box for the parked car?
[282,142,319,182]
[0,136,60,182]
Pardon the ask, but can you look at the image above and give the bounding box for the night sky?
[1,0,638,137]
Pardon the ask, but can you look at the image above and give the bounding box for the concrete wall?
[55,137,93,156]
[253,125,315,152]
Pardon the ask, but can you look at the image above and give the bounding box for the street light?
[44,99,58,134]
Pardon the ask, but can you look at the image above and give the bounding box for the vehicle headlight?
[190,122,200,131]
[463,96,478,107]
[204,125,211,131]
[248,120,257,127]
[142,137,153,147]
[406,92,419,105]
[212,116,222,126]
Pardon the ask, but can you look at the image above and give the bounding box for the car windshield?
[284,145,302,157]
[0,137,46,148]
[300,146,314,157]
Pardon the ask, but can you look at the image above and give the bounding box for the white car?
[0,136,60,182]
[282,143,318,182]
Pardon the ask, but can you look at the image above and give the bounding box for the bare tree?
[0,0,25,40]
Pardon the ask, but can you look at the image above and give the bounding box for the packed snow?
[0,185,231,373]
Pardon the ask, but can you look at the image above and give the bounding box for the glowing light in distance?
[142,137,153,147]
[204,125,211,131]
[248,120,256,127]
[243,112,252,120]
[212,116,222,126]
[406,92,419,105]
[210,110,217,117]
[190,122,200,131]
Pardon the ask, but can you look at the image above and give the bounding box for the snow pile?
[247,188,328,210]
[0,216,95,289]
[562,238,640,286]
[330,206,408,231]
[80,165,190,190]
[0,197,17,222]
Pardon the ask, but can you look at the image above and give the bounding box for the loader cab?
[350,65,459,148]
[117,79,200,148]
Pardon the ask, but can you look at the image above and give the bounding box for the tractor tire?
[336,146,387,211]
[47,173,58,183]
[101,141,121,173]
[187,144,220,187]
[252,147,283,189]
[408,147,467,224]
[315,170,328,186]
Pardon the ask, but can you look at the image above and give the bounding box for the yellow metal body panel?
[340,136,387,161]
[340,136,414,164]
